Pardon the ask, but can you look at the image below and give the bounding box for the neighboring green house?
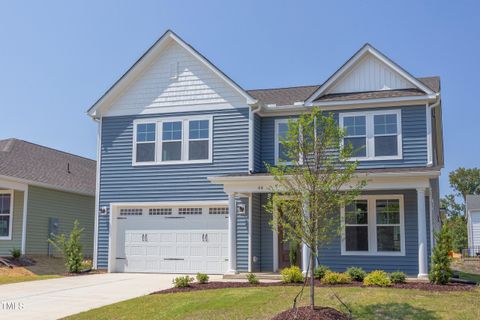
[0,138,95,257]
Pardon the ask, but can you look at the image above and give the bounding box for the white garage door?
[115,206,228,274]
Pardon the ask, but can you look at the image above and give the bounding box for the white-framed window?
[339,110,402,161]
[0,191,13,240]
[341,195,405,256]
[275,119,301,165]
[133,115,213,165]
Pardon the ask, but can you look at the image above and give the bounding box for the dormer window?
[340,110,402,161]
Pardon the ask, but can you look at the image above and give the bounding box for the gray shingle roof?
[247,76,440,106]
[0,139,96,196]
[467,195,480,212]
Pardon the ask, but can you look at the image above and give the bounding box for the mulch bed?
[271,306,349,320]
[153,279,475,295]
[0,256,36,267]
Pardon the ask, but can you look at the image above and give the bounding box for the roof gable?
[87,30,256,118]
[306,44,435,104]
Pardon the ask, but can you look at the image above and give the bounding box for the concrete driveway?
[0,273,223,320]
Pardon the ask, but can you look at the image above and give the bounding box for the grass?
[64,286,480,320]
[452,257,480,283]
[0,274,61,285]
[0,255,65,285]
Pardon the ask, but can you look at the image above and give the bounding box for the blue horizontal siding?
[97,108,249,269]
[236,197,249,272]
[260,194,274,271]
[258,106,428,172]
[251,194,262,272]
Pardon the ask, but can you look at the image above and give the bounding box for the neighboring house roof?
[466,195,480,212]
[0,139,96,196]
[246,77,439,106]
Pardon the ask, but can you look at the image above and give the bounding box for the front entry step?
[223,272,282,280]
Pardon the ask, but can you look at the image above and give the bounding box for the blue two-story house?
[87,30,443,278]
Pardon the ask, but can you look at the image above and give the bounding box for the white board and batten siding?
[471,211,480,248]
[104,41,248,117]
[114,205,229,274]
[329,54,415,94]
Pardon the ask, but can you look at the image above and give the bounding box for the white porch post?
[417,187,428,278]
[301,199,310,275]
[227,193,237,274]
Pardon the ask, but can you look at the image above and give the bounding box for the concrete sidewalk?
[0,273,222,320]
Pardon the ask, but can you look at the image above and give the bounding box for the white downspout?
[248,105,261,173]
[426,96,440,167]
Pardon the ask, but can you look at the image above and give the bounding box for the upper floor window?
[340,110,402,161]
[133,116,212,165]
[0,192,12,240]
[341,195,405,256]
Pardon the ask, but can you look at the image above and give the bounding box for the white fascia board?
[87,30,256,118]
[306,44,435,104]
[0,175,93,197]
[0,177,28,191]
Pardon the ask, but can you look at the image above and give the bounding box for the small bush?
[314,265,331,280]
[321,272,352,284]
[363,270,392,287]
[173,275,194,288]
[280,266,304,283]
[246,273,259,284]
[196,273,209,284]
[10,248,21,259]
[346,266,367,281]
[389,271,407,284]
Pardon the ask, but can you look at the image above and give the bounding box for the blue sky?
[0,1,479,196]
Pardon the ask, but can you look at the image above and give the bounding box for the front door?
[278,229,300,270]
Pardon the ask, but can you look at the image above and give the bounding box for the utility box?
[47,217,59,256]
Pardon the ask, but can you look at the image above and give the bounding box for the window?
[119,208,143,216]
[342,195,404,256]
[178,208,203,215]
[376,199,401,252]
[135,123,156,163]
[343,115,367,157]
[275,119,298,164]
[209,207,228,215]
[340,110,402,160]
[162,121,182,161]
[344,200,369,251]
[188,120,209,160]
[0,192,12,239]
[149,208,172,216]
[133,116,212,165]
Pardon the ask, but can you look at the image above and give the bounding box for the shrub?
[346,266,367,281]
[196,273,209,284]
[314,265,331,280]
[10,248,21,259]
[246,273,259,284]
[363,270,392,287]
[173,275,194,288]
[429,224,453,285]
[389,271,407,284]
[321,272,352,284]
[280,266,304,283]
[48,220,84,273]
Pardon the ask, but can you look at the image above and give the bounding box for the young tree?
[265,107,365,309]
[49,220,84,273]
[429,224,453,285]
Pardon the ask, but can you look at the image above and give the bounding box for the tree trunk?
[309,250,315,309]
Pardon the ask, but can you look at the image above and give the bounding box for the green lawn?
[0,274,61,285]
[65,286,480,320]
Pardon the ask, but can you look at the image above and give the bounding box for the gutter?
[426,94,441,167]
[248,105,262,173]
